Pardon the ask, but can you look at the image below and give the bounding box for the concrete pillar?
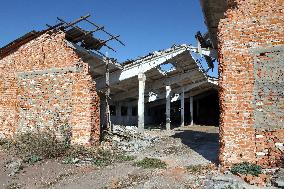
[138,73,146,133]
[180,88,185,127]
[166,85,171,130]
[190,96,194,125]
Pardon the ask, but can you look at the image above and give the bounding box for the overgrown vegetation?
[0,131,69,163]
[186,164,216,174]
[0,130,135,168]
[231,162,262,176]
[134,157,167,169]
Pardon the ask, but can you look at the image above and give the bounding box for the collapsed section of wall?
[0,31,100,145]
[217,0,284,167]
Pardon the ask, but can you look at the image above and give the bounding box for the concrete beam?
[111,69,200,101]
[95,46,189,90]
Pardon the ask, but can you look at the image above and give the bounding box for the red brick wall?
[0,31,100,145]
[217,0,284,167]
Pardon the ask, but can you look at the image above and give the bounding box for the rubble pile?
[102,125,159,154]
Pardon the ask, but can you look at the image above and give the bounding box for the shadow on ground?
[171,129,219,164]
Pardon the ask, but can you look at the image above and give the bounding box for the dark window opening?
[121,106,128,116]
[132,106,137,116]
[110,105,116,116]
[147,108,152,116]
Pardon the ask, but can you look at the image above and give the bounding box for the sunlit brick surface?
[217,0,284,167]
[0,31,100,145]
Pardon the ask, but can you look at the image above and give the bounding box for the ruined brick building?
[0,16,217,146]
[0,20,103,145]
[1,0,283,169]
[201,0,284,167]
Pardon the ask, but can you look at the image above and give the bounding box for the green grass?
[116,154,136,162]
[186,164,216,174]
[134,157,167,169]
[231,162,262,176]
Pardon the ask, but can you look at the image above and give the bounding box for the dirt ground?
[0,125,275,189]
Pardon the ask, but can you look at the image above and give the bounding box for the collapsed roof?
[200,0,228,48]
[0,14,124,59]
[69,43,218,102]
[0,14,217,103]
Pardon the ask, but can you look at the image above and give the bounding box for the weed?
[64,145,96,159]
[0,130,134,168]
[186,164,215,174]
[92,158,112,166]
[4,131,68,159]
[23,154,42,165]
[116,154,136,162]
[231,162,262,176]
[134,157,167,169]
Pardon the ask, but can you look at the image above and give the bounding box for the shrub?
[23,154,42,165]
[2,130,69,161]
[91,149,114,166]
[116,154,136,162]
[134,157,167,169]
[231,162,262,176]
[1,130,135,168]
[186,164,215,174]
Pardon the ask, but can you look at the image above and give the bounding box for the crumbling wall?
[217,0,284,167]
[0,31,100,145]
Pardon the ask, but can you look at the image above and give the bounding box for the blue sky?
[0,0,217,76]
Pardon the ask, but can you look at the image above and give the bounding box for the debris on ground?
[0,125,281,189]
[5,158,23,176]
[101,125,160,154]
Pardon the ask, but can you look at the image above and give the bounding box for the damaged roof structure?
[0,15,218,147]
[0,15,125,145]
[94,44,218,129]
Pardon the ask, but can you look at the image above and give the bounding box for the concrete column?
[166,85,171,130]
[190,96,194,125]
[138,73,146,133]
[180,88,185,127]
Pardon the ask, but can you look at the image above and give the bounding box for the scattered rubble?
[5,158,23,176]
[272,168,284,188]
[102,125,159,154]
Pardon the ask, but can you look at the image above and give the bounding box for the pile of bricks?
[217,0,284,167]
[0,31,100,145]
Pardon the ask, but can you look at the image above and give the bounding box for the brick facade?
[217,0,284,167]
[0,31,100,145]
